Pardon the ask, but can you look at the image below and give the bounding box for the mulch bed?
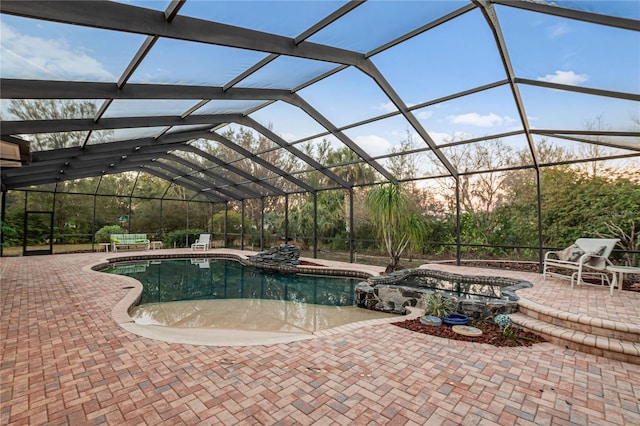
[393,318,547,347]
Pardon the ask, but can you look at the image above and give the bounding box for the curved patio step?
[509,305,640,364]
[516,298,640,343]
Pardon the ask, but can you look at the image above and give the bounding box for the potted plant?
[420,293,456,326]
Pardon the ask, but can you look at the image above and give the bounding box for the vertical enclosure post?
[127,196,132,233]
[313,192,318,259]
[349,188,354,263]
[91,176,102,252]
[455,178,461,266]
[260,197,265,251]
[22,192,27,254]
[284,194,289,243]
[241,200,245,250]
[224,201,228,248]
[92,194,97,252]
[159,199,163,239]
[0,191,6,257]
[185,201,189,247]
[536,168,544,272]
[51,190,56,253]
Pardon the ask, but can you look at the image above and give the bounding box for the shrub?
[95,225,127,243]
[0,221,18,247]
[421,293,456,318]
[164,229,205,248]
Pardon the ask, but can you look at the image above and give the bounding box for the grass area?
[1,244,96,256]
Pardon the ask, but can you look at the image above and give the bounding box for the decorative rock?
[248,244,301,267]
[420,315,442,326]
[452,325,482,337]
[357,267,532,320]
[494,314,513,329]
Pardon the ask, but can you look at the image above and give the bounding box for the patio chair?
[543,238,619,288]
[191,234,211,251]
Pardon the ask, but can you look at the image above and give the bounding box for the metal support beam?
[204,132,316,194]
[260,198,265,251]
[0,191,6,257]
[287,94,397,184]
[313,192,318,259]
[238,117,353,190]
[536,169,544,273]
[183,145,286,195]
[357,60,459,179]
[0,79,292,101]
[492,0,639,31]
[0,1,367,66]
[163,153,260,199]
[473,0,539,168]
[284,194,289,243]
[224,202,228,249]
[186,201,190,247]
[349,189,354,263]
[455,178,461,266]
[241,200,245,250]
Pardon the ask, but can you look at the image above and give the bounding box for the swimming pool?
[103,258,395,333]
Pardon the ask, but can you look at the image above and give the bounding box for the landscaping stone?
[248,244,301,267]
[356,267,532,319]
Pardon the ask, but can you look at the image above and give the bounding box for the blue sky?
[1,0,638,164]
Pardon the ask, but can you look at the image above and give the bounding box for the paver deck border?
[2,250,639,425]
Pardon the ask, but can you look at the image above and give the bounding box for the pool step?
[511,301,640,365]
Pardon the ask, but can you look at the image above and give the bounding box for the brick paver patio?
[1,251,639,425]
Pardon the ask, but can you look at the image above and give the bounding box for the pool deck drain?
[1,248,640,425]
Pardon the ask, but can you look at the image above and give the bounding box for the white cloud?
[417,110,434,120]
[446,112,505,127]
[354,135,392,157]
[547,23,570,38]
[280,132,297,142]
[428,131,452,145]
[429,131,473,145]
[537,70,589,85]
[376,102,397,113]
[503,115,517,124]
[0,24,114,81]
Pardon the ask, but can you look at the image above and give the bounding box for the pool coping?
[86,250,417,346]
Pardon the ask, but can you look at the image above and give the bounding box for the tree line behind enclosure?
[2,100,638,265]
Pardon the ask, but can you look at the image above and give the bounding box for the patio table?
[606,265,640,295]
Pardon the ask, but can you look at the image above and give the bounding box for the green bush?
[164,229,205,248]
[421,293,457,318]
[0,221,18,248]
[95,225,127,243]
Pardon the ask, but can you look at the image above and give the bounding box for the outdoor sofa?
[110,233,150,252]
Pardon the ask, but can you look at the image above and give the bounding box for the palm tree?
[366,181,427,272]
[326,147,376,234]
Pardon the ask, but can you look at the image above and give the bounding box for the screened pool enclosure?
[0,1,638,263]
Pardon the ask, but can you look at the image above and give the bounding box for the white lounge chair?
[191,234,211,251]
[543,238,619,288]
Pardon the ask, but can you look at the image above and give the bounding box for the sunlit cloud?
[537,70,589,85]
[446,112,505,127]
[0,24,113,81]
[354,134,392,157]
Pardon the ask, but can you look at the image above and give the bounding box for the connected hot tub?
[355,267,532,319]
